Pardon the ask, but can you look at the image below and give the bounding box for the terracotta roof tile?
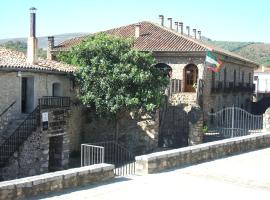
[53,21,258,66]
[0,47,75,73]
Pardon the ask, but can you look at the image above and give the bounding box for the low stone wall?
[135,132,270,174]
[0,164,114,200]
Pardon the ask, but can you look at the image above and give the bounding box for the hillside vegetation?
[209,41,270,66]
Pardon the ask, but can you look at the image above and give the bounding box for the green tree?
[59,33,169,140]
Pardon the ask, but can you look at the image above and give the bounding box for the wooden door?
[184,65,198,92]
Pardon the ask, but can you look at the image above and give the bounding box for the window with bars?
[170,79,182,93]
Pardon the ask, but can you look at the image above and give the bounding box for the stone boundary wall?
[0,164,114,200]
[135,132,270,174]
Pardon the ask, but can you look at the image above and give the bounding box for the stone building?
[0,8,75,180]
[47,16,258,148]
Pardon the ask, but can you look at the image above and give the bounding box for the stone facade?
[0,107,70,181]
[81,110,159,155]
[0,164,114,200]
[0,71,73,120]
[154,52,256,122]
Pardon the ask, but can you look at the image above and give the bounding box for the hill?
[0,33,87,50]
[208,41,270,66]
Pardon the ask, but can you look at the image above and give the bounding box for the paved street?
[32,148,270,200]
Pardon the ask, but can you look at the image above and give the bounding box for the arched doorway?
[154,63,172,78]
[184,64,198,92]
[52,82,62,97]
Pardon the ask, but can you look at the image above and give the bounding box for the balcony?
[211,81,254,94]
[38,96,71,109]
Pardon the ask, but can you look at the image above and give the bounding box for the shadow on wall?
[159,104,189,149]
[81,109,159,155]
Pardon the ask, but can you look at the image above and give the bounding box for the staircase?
[0,106,40,167]
[0,96,71,168]
[0,114,28,145]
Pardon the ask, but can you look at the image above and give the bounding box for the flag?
[206,51,224,72]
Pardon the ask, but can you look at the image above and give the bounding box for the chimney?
[193,29,197,39]
[198,30,202,40]
[179,22,183,34]
[159,15,164,26]
[186,26,190,36]
[174,22,179,32]
[27,7,38,64]
[167,17,173,30]
[47,36,54,60]
[135,23,141,38]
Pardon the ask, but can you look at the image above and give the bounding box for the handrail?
[0,101,16,118]
[0,105,40,167]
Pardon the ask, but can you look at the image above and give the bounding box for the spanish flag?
[206,51,224,72]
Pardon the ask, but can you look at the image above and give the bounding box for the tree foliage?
[59,33,169,118]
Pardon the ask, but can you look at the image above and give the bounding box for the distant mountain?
[208,41,270,66]
[0,33,88,50]
[1,33,269,66]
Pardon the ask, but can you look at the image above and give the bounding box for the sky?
[0,0,270,43]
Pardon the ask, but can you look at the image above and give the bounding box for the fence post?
[263,107,270,132]
[231,105,235,138]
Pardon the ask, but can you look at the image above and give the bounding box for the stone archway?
[154,63,172,78]
[184,64,198,92]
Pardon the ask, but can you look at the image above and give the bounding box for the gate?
[207,106,263,138]
[81,141,135,176]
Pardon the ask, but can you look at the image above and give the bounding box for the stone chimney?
[135,23,141,38]
[174,22,179,32]
[186,26,190,36]
[47,36,54,60]
[27,7,38,64]
[193,29,197,39]
[179,22,183,34]
[198,31,202,40]
[167,18,173,30]
[159,15,164,26]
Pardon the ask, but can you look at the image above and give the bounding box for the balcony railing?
[211,81,254,94]
[167,79,182,96]
[38,96,71,109]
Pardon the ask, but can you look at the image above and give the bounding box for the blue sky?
[0,0,270,42]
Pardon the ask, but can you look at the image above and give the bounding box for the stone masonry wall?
[135,132,270,174]
[82,110,159,155]
[0,107,70,181]
[0,164,114,200]
[0,127,49,181]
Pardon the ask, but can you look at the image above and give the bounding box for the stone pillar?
[263,107,270,132]
[187,104,203,145]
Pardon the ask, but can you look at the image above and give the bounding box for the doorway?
[184,64,198,92]
[52,83,62,97]
[21,77,34,113]
[48,136,64,172]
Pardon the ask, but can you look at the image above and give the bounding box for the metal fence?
[81,141,135,176]
[207,106,263,139]
[81,144,104,166]
[39,96,71,109]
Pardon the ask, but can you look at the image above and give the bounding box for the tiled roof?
[53,21,258,66]
[0,47,75,73]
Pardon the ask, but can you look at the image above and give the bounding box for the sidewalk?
[32,148,270,200]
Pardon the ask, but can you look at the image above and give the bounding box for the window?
[52,83,61,97]
[242,71,245,84]
[211,71,215,88]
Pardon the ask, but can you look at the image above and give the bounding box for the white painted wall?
[254,72,270,93]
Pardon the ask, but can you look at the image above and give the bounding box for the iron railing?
[0,106,40,167]
[206,106,263,141]
[39,96,70,109]
[0,101,16,131]
[81,141,135,176]
[167,79,182,96]
[81,144,104,166]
